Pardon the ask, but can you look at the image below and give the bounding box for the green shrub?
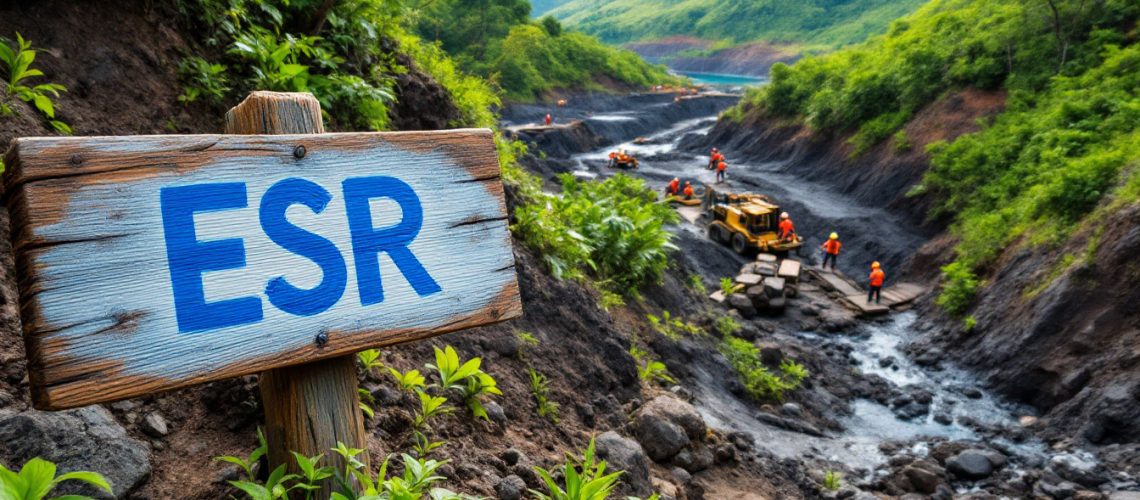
[0,33,70,134]
[178,56,230,105]
[720,337,806,401]
[823,470,843,491]
[687,274,707,294]
[646,311,701,340]
[893,129,913,153]
[425,346,501,420]
[937,261,981,316]
[512,173,678,295]
[963,315,977,332]
[714,315,741,337]
[630,346,675,385]
[0,457,112,500]
[719,277,736,297]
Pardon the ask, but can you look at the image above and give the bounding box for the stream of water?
[566,112,1047,476]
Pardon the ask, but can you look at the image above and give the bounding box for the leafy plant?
[426,346,482,392]
[597,288,625,312]
[937,261,981,316]
[460,369,502,421]
[411,430,445,458]
[528,368,560,424]
[529,437,623,500]
[516,331,540,357]
[289,452,335,500]
[178,56,230,105]
[630,346,675,385]
[230,463,299,500]
[0,33,70,134]
[823,470,842,491]
[412,390,453,431]
[721,337,806,401]
[357,349,384,374]
[715,315,741,337]
[329,444,471,500]
[719,277,736,297]
[215,428,268,480]
[358,388,376,419]
[387,367,426,393]
[964,315,977,333]
[512,174,678,296]
[646,310,701,340]
[0,457,112,500]
[687,274,707,294]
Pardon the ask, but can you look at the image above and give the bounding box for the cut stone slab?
[777,259,801,283]
[755,263,778,277]
[756,253,778,263]
[709,291,726,303]
[735,273,763,286]
[763,277,786,298]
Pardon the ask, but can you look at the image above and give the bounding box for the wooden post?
[224,91,368,493]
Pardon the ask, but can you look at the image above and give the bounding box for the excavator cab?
[702,186,802,254]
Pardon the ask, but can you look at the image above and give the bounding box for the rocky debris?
[897,459,947,495]
[1050,452,1110,488]
[945,450,996,480]
[595,431,652,496]
[632,396,708,464]
[0,407,151,498]
[141,412,169,438]
[671,444,714,473]
[652,476,679,499]
[484,400,508,426]
[494,474,526,500]
[670,466,692,485]
[728,293,757,319]
[499,448,524,467]
[754,411,824,437]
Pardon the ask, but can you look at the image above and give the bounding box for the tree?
[540,16,562,37]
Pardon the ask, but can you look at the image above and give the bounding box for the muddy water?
[564,110,1046,475]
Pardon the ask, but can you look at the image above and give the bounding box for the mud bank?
[503,92,738,158]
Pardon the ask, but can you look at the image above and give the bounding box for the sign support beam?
[224,91,368,494]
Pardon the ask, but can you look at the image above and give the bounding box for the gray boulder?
[494,474,526,500]
[727,293,757,319]
[671,444,713,473]
[636,396,706,440]
[0,406,151,498]
[141,412,169,438]
[945,450,995,480]
[595,431,652,496]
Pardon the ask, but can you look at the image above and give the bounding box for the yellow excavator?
[702,186,802,254]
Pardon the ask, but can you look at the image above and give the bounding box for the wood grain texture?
[1,94,521,410]
[227,91,365,497]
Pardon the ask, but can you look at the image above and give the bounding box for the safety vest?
[823,239,841,255]
[870,269,885,287]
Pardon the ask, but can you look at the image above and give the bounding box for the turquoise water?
[679,71,767,87]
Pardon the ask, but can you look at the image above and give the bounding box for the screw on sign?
[0,92,521,495]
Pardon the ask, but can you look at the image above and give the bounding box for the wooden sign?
[2,130,521,410]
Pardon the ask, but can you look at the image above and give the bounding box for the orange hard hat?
[872,261,881,269]
[685,181,691,185]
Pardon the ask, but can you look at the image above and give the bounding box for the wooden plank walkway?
[806,267,926,316]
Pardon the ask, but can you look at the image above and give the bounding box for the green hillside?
[547,0,927,48]
[415,0,678,100]
[530,0,571,16]
[732,0,1140,312]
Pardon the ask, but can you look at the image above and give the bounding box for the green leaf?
[229,480,271,500]
[32,94,54,118]
[53,471,112,493]
[19,457,56,500]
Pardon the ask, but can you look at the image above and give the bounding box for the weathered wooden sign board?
[2,129,521,410]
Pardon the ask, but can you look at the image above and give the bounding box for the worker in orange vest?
[666,177,680,196]
[716,160,727,183]
[708,148,724,170]
[820,232,841,270]
[683,181,694,200]
[608,151,617,168]
[544,114,552,126]
[868,262,885,304]
[778,212,795,242]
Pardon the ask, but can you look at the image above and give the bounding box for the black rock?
[946,450,995,480]
[494,475,527,500]
[595,431,652,496]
